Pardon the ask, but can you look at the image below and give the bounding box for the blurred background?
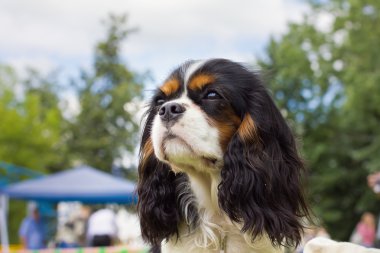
[1,0,380,252]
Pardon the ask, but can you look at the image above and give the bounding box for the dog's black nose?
[159,102,186,122]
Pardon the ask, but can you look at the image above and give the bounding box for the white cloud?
[5,56,58,76]
[0,0,309,82]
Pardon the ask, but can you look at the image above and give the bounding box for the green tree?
[259,0,380,240]
[0,66,64,172]
[67,14,144,171]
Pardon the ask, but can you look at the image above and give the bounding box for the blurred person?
[19,202,46,250]
[75,205,91,246]
[368,172,380,194]
[367,172,380,248]
[56,205,90,248]
[350,212,376,247]
[86,208,117,247]
[116,208,144,247]
[55,220,78,248]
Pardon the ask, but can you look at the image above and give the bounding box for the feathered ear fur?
[218,82,309,247]
[137,112,180,246]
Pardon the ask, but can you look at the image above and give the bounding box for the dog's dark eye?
[204,90,222,100]
[155,98,165,106]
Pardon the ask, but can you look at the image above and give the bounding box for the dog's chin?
[155,135,222,174]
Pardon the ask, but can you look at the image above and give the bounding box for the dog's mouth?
[162,132,220,168]
[163,132,180,141]
[162,132,191,149]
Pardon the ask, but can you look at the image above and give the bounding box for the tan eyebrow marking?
[188,73,216,90]
[160,79,180,96]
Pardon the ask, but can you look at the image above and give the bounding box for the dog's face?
[138,59,309,247]
[151,60,246,174]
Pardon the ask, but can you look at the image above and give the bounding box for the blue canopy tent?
[2,165,137,203]
[0,165,137,253]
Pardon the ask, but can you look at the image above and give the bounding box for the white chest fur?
[161,217,282,253]
[160,170,283,253]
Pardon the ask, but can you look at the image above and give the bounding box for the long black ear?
[137,112,180,246]
[218,84,309,247]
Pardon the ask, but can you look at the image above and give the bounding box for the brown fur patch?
[188,74,215,90]
[160,79,180,96]
[140,137,154,170]
[238,114,260,143]
[208,108,241,151]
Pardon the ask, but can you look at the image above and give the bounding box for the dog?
[137,59,310,252]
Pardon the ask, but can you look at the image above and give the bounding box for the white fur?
[151,94,223,172]
[304,237,380,253]
[161,219,281,253]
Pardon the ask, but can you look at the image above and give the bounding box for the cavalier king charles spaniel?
[137,59,310,253]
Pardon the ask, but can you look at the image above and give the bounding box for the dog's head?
[137,59,309,247]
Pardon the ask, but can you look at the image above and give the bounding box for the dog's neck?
[186,168,221,213]
[169,165,281,253]
[169,154,223,213]
[181,168,230,251]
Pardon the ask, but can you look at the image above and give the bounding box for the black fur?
[137,154,179,245]
[217,66,308,247]
[149,244,161,253]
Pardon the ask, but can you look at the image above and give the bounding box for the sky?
[0,0,309,85]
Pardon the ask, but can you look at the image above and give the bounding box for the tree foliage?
[259,0,380,240]
[0,67,64,172]
[67,14,144,171]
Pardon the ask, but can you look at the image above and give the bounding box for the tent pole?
[0,195,10,253]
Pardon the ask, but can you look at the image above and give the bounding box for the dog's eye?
[155,98,165,106]
[204,90,222,100]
